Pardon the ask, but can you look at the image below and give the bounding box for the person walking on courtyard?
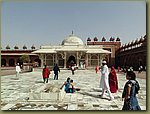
[16,63,21,78]
[95,65,99,73]
[53,64,60,80]
[71,65,75,75]
[109,66,118,93]
[122,70,141,110]
[99,61,114,100]
[138,65,143,73]
[42,65,50,83]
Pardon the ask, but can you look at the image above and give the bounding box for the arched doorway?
[9,59,15,66]
[1,59,6,66]
[34,58,41,67]
[91,54,98,66]
[67,55,76,68]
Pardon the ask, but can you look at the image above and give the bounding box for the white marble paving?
[1,69,146,110]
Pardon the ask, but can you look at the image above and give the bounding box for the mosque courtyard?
[1,68,146,110]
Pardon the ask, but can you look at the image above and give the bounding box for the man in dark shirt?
[53,64,60,80]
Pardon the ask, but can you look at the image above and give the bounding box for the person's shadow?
[78,91,110,100]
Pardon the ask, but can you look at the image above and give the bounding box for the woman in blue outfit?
[122,70,141,110]
[64,77,70,93]
[60,77,70,93]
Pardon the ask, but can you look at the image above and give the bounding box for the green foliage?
[20,54,30,63]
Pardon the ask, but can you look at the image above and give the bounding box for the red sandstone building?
[1,35,146,71]
[115,35,146,70]
[86,36,121,67]
[1,45,41,67]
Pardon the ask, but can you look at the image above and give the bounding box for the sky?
[1,1,146,49]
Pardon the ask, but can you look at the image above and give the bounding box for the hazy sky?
[1,1,146,49]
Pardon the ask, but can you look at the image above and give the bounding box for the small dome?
[61,34,84,46]
[109,37,113,41]
[139,36,144,43]
[102,37,106,41]
[6,45,10,49]
[23,45,27,49]
[87,37,91,42]
[93,37,98,41]
[131,40,134,46]
[14,45,19,49]
[31,45,35,49]
[116,37,120,41]
[135,38,139,44]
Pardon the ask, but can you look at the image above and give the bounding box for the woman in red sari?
[43,65,50,83]
[109,66,118,93]
[95,65,99,73]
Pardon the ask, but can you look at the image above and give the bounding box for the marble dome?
[61,34,84,46]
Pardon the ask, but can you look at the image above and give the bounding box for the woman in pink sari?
[109,66,118,93]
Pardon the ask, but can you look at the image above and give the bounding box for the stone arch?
[91,54,98,59]
[67,55,76,68]
[91,54,98,66]
[9,58,15,66]
[34,58,41,67]
[1,59,6,66]
[46,54,53,66]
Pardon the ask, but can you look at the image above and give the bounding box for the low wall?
[29,84,66,101]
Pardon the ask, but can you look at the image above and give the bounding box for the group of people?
[60,77,75,93]
[16,60,141,110]
[99,61,115,100]
[42,64,60,83]
[96,62,118,94]
[99,60,141,110]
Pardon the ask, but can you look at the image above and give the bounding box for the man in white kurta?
[100,61,114,100]
[16,63,21,78]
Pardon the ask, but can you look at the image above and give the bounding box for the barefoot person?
[100,61,114,100]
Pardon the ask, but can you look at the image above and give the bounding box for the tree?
[20,54,30,63]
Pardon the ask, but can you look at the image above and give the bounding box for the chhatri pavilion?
[32,32,111,69]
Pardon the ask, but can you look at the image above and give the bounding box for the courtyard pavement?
[1,68,146,110]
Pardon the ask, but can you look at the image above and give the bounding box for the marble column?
[39,54,44,68]
[64,52,66,68]
[98,54,100,66]
[76,52,79,67]
[44,54,46,65]
[85,54,88,68]
[99,54,102,66]
[55,53,57,64]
